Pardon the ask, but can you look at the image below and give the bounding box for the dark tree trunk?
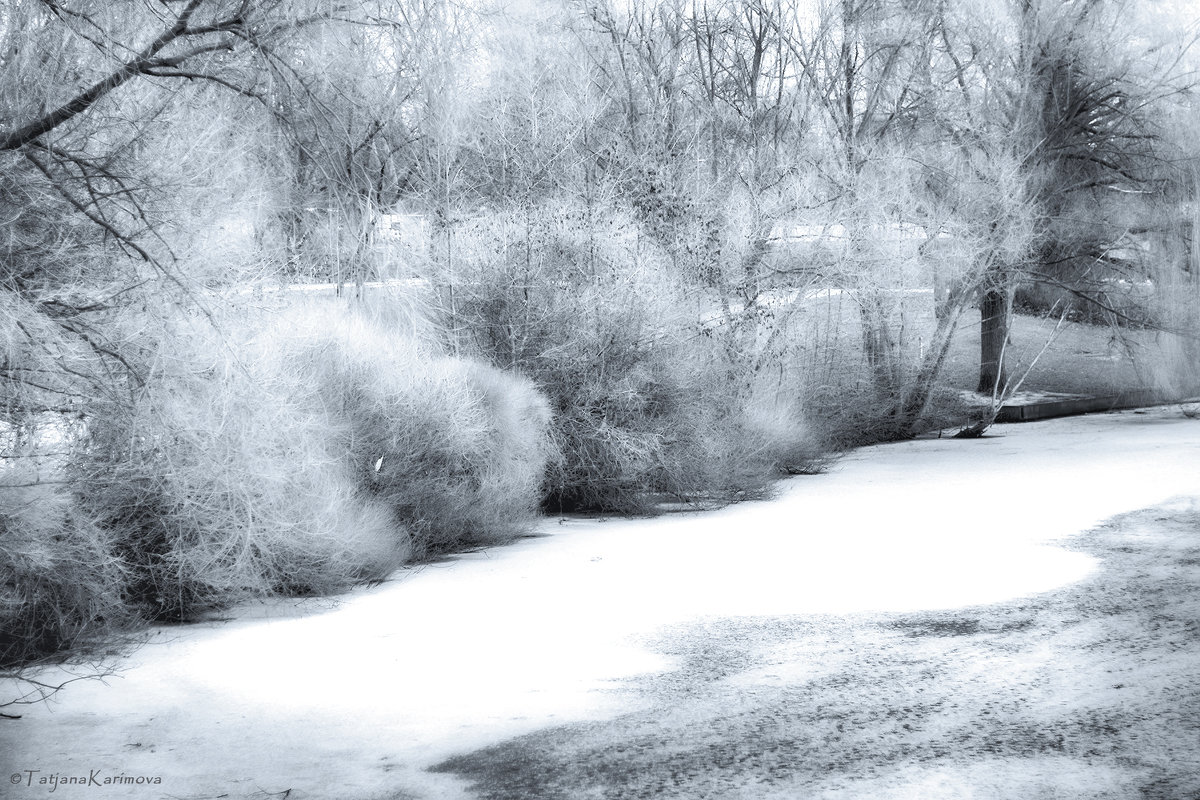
[977,287,1009,394]
[859,293,899,402]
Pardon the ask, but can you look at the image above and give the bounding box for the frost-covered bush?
[430,202,822,513]
[0,473,128,668]
[74,323,405,618]
[274,311,554,555]
[70,300,552,621]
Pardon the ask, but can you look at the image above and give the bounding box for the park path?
[2,408,1199,799]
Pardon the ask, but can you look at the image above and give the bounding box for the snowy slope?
[2,407,1198,799]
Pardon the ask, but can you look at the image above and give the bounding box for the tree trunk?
[859,293,897,400]
[898,297,966,435]
[977,287,1009,395]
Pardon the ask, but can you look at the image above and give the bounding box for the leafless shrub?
[0,468,129,669]
[430,202,823,513]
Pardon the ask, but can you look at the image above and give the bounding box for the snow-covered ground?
[2,407,1198,799]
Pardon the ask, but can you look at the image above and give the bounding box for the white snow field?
[2,407,1198,799]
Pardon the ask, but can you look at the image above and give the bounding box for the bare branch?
[0,0,207,150]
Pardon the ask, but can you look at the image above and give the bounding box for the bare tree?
[772,0,946,429]
[0,1,438,421]
[943,0,1193,395]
